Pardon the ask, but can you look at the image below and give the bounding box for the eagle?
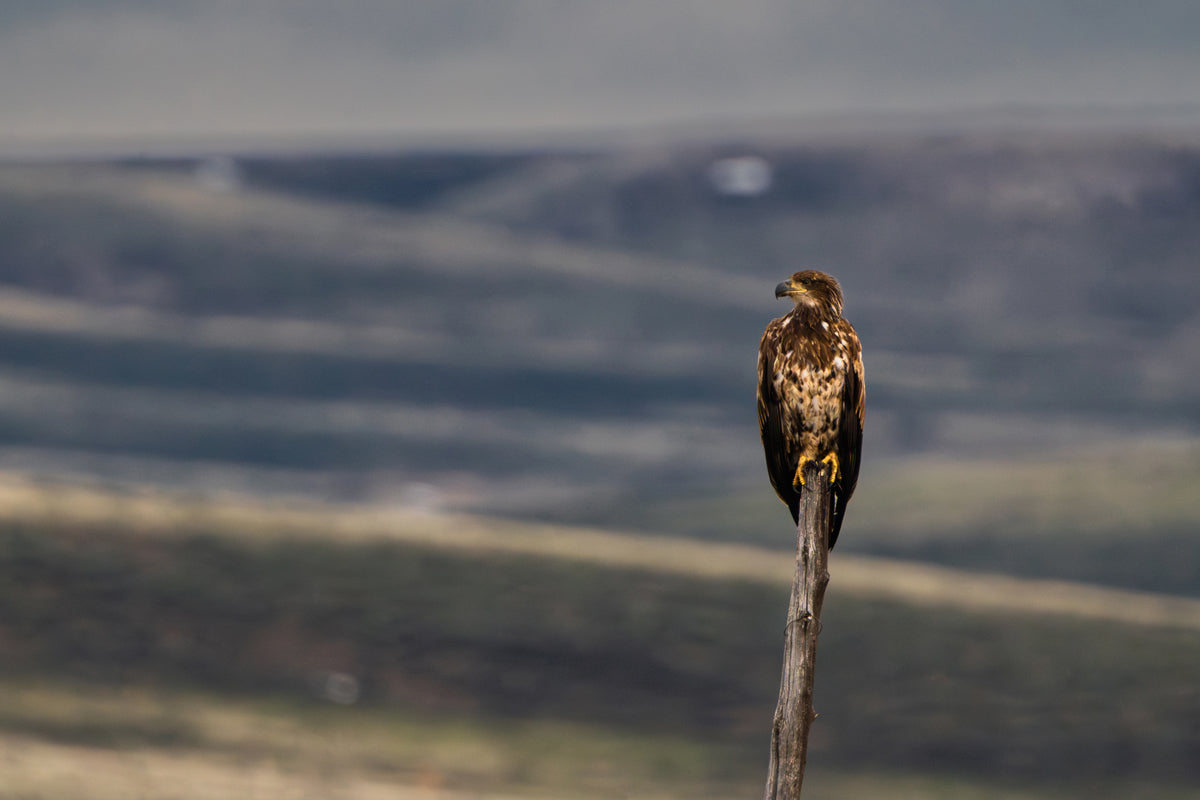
[757,270,864,549]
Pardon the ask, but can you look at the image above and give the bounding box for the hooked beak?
[775,280,805,299]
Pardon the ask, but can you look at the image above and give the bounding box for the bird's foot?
[820,451,841,484]
[792,463,806,490]
[793,453,841,490]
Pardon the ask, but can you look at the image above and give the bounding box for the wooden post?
[763,461,832,800]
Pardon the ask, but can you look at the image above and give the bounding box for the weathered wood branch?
[763,460,832,800]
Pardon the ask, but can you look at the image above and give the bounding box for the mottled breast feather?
[757,295,864,549]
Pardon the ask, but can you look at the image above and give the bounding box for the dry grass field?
[1,476,1198,799]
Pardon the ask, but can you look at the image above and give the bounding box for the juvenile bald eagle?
[757,270,864,549]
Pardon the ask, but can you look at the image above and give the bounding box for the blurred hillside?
[2,480,1199,799]
[1,132,1199,591]
[2,130,1200,798]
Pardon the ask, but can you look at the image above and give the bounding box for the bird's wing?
[757,321,799,523]
[830,321,865,547]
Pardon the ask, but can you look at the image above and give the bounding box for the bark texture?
[763,461,832,800]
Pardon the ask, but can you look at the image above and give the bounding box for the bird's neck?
[789,303,836,329]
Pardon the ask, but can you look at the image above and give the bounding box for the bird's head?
[774,270,844,317]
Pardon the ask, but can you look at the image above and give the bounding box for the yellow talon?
[820,451,841,484]
[792,465,806,489]
[793,453,841,490]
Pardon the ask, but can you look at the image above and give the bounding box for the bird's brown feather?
[757,271,864,548]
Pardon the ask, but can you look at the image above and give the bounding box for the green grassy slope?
[586,439,1200,596]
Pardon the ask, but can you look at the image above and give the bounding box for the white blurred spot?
[706,155,772,197]
[400,482,442,513]
[321,672,361,705]
[194,156,242,193]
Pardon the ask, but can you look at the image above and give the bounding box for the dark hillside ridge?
[0,131,1197,592]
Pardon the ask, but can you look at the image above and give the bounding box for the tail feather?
[829,488,846,550]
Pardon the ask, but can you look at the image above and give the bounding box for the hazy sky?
[3,1,1200,152]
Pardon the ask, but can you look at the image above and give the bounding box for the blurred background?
[2,3,1200,798]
